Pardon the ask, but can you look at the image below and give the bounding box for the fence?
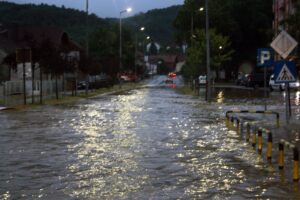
[0,80,63,106]
[226,110,300,182]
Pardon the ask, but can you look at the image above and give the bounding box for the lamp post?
[119,7,132,88]
[135,27,145,76]
[205,0,211,102]
[191,7,205,46]
[85,0,89,95]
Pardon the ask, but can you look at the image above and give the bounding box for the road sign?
[274,60,297,83]
[257,48,273,67]
[270,30,298,59]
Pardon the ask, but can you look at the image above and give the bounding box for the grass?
[5,82,143,111]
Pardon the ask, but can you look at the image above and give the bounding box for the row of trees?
[174,0,274,79]
[0,1,137,81]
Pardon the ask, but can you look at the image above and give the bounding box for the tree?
[181,29,234,78]
[88,24,135,76]
[174,0,273,75]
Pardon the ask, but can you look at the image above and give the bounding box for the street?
[0,76,300,199]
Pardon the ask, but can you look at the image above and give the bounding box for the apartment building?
[273,0,296,33]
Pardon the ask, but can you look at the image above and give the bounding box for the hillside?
[123,6,181,45]
[0,2,181,46]
[0,1,108,46]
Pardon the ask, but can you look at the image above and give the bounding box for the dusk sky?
[10,0,184,18]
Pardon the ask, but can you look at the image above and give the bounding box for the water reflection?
[295,91,300,106]
[1,87,300,199]
[217,91,224,104]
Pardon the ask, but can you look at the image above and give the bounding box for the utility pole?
[205,0,211,102]
[85,0,89,95]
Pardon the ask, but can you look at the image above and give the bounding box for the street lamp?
[191,7,205,46]
[205,0,211,102]
[119,7,132,88]
[135,27,145,76]
[198,2,211,101]
[85,0,89,95]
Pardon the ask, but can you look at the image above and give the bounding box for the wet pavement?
[1,76,300,199]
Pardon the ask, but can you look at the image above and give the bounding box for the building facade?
[273,0,296,34]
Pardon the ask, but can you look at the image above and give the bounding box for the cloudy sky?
[9,0,184,18]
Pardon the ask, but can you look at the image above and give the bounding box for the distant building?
[147,54,179,74]
[146,42,160,55]
[0,25,82,82]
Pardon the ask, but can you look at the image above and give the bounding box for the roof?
[1,25,82,52]
[149,54,178,64]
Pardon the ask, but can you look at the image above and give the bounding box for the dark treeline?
[174,0,274,78]
[0,1,136,75]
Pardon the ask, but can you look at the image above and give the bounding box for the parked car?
[165,78,174,84]
[90,74,113,89]
[120,72,140,82]
[246,72,270,88]
[236,73,249,86]
[77,81,88,90]
[269,74,300,91]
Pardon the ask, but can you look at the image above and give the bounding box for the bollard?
[267,131,273,161]
[278,142,284,170]
[246,123,250,142]
[239,119,243,136]
[293,147,299,181]
[252,127,256,147]
[257,128,263,154]
[236,118,240,134]
[230,117,234,130]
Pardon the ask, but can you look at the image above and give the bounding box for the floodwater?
[1,76,300,199]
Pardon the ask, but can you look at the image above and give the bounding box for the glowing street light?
[135,27,146,76]
[119,7,132,88]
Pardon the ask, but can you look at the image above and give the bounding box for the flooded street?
[1,76,300,199]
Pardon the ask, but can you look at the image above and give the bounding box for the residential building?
[0,24,83,96]
[273,0,296,34]
[0,25,82,77]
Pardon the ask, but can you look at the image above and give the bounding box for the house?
[0,25,84,93]
[147,54,180,74]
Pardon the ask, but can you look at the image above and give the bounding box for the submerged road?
[1,76,300,199]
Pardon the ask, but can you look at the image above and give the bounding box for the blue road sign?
[274,60,297,83]
[257,48,274,67]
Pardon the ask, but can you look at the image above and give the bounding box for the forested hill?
[0,1,181,46]
[0,1,108,45]
[123,5,181,45]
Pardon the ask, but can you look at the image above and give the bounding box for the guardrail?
[226,110,280,127]
[225,110,300,182]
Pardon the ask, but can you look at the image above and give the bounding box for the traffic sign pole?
[271,31,298,125]
[264,66,267,111]
[285,83,289,124]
